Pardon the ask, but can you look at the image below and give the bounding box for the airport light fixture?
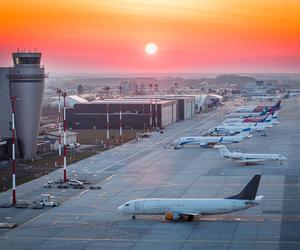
[106,102,110,140]
[62,91,67,182]
[119,104,122,143]
[57,89,62,167]
[10,95,17,205]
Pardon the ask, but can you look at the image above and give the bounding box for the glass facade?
[14,57,40,65]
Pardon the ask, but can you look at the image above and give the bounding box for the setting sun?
[145,43,157,55]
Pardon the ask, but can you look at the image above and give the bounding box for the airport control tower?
[9,52,47,160]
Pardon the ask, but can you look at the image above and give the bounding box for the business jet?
[215,145,288,164]
[173,132,249,149]
[118,175,263,221]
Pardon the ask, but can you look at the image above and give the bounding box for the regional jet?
[222,122,273,129]
[215,145,287,164]
[226,108,268,118]
[118,175,263,221]
[209,124,265,134]
[234,100,281,113]
[173,132,249,149]
[224,112,277,124]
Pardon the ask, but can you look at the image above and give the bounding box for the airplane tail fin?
[262,113,272,122]
[215,145,230,157]
[226,175,261,200]
[272,100,281,111]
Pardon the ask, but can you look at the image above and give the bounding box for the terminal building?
[0,52,47,160]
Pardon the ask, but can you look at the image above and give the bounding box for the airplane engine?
[165,212,181,221]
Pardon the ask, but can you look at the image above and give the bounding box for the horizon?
[1,1,300,73]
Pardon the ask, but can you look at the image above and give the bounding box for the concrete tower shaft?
[9,52,47,160]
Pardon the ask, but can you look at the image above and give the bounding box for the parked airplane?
[226,108,268,118]
[215,145,287,164]
[209,124,266,134]
[173,132,250,149]
[243,111,278,123]
[118,175,263,221]
[224,111,277,124]
[222,122,272,129]
[234,100,281,113]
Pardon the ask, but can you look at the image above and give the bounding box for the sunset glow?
[0,1,299,73]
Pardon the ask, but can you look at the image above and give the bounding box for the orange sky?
[0,0,300,73]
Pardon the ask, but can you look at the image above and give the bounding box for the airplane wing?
[200,142,217,147]
[180,211,200,216]
[255,195,264,201]
[171,209,200,216]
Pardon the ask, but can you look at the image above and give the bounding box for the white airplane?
[173,132,250,149]
[118,175,263,221]
[223,114,274,124]
[226,109,268,118]
[222,122,272,129]
[215,145,288,164]
[209,124,268,134]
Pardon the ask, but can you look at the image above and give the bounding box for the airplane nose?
[118,205,123,211]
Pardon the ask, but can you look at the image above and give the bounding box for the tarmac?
[0,97,299,249]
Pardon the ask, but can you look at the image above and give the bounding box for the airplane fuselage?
[225,153,287,162]
[118,198,258,216]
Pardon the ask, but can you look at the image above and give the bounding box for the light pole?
[10,95,17,205]
[149,84,153,130]
[62,91,67,182]
[119,104,122,143]
[57,89,62,168]
[106,102,110,140]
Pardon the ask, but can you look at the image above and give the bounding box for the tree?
[118,85,123,96]
[77,84,84,95]
[104,86,110,97]
[149,84,153,93]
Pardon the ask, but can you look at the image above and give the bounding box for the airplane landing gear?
[187,215,194,221]
[132,215,136,220]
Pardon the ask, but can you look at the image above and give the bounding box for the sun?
[145,43,157,55]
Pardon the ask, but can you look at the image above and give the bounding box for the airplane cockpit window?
[125,204,130,206]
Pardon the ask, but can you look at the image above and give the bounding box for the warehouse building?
[124,95,195,121]
[66,99,177,130]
